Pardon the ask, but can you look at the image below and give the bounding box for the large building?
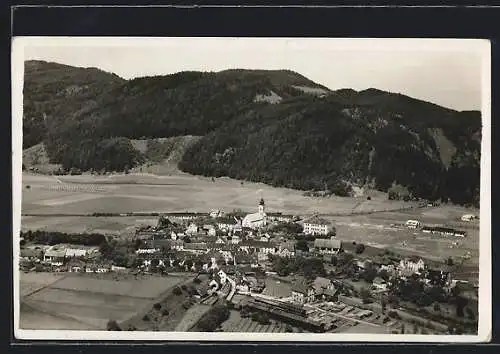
[303,216,332,235]
[242,198,267,229]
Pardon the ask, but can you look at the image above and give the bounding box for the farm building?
[398,257,425,276]
[313,239,342,255]
[43,245,67,266]
[312,277,338,300]
[461,214,477,222]
[422,226,467,237]
[405,219,421,229]
[291,278,315,304]
[303,216,332,236]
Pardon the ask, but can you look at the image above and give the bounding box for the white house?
[171,240,184,251]
[461,214,477,222]
[135,248,160,255]
[405,220,421,229]
[398,258,425,275]
[43,246,66,266]
[303,216,331,236]
[186,223,199,235]
[210,209,224,218]
[277,241,295,258]
[291,279,315,304]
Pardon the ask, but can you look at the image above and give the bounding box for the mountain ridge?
[22,60,481,206]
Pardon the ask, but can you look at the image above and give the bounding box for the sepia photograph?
[11,37,491,342]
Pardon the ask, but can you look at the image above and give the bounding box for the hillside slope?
[22,61,481,206]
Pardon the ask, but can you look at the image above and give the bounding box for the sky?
[19,37,489,111]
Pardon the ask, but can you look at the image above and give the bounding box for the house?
[210,209,224,218]
[405,220,421,229]
[314,239,342,255]
[313,277,338,300]
[372,277,388,291]
[216,216,238,232]
[303,216,331,236]
[184,242,208,255]
[461,214,477,222]
[43,246,67,266]
[171,240,184,251]
[136,248,160,255]
[398,257,425,275]
[239,240,276,254]
[267,212,295,223]
[186,223,199,235]
[291,278,315,304]
[277,241,295,258]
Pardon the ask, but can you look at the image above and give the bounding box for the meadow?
[19,272,189,330]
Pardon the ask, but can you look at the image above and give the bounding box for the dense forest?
[23,61,481,206]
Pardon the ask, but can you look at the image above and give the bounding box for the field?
[19,272,188,330]
[21,172,416,215]
[220,310,302,333]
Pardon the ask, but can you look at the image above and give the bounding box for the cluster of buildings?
[19,244,115,273]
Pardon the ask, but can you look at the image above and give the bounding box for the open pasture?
[48,273,184,299]
[22,172,417,216]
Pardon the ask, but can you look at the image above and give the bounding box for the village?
[19,198,479,334]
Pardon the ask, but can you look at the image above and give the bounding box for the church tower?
[258,197,265,215]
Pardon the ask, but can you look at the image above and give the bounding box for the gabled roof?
[184,242,208,251]
[304,216,331,226]
[314,238,341,249]
[292,280,313,294]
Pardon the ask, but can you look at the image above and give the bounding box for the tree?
[295,239,309,252]
[153,303,162,311]
[173,286,182,296]
[360,288,372,304]
[355,243,365,254]
[107,320,122,331]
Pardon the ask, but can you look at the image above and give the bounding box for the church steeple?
[258,197,265,215]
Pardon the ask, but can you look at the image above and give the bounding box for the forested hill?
[23,60,481,206]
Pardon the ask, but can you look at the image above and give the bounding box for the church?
[242,198,267,229]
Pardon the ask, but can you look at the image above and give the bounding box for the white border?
[11,37,492,342]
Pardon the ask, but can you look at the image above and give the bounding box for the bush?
[181,284,188,291]
[388,310,400,319]
[153,303,162,311]
[173,286,182,295]
[196,304,230,332]
[127,325,137,331]
[142,314,150,322]
[106,320,122,331]
[355,244,365,254]
[193,277,202,284]
[161,309,170,316]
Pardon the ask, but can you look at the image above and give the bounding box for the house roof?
[240,240,275,248]
[292,277,313,294]
[44,246,67,258]
[304,216,331,226]
[314,238,341,249]
[184,242,208,251]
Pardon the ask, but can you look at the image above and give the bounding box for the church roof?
[259,198,265,205]
[243,212,266,224]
